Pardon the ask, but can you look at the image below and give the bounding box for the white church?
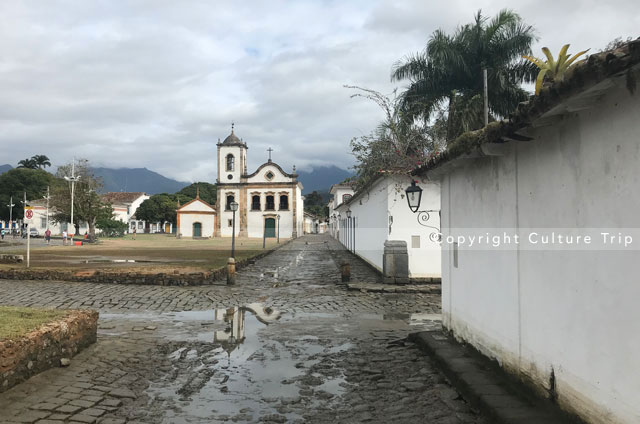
[177,126,304,239]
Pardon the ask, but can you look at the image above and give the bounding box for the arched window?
[251,195,261,211]
[265,195,275,210]
[226,195,235,210]
[279,194,289,210]
[226,154,235,172]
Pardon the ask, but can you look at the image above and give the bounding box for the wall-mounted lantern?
[405,180,423,213]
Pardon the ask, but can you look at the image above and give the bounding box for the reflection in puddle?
[213,304,281,354]
[145,303,350,423]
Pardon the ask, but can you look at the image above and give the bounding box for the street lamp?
[276,214,280,244]
[230,201,238,258]
[64,159,80,239]
[405,180,423,213]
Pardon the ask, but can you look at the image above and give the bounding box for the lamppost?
[230,201,238,258]
[6,196,14,233]
[346,208,352,252]
[64,159,80,240]
[276,214,280,244]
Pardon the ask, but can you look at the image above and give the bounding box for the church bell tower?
[217,124,248,184]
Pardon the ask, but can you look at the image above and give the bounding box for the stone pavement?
[0,234,486,423]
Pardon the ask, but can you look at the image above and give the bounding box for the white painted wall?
[335,175,441,278]
[177,199,215,238]
[438,83,640,424]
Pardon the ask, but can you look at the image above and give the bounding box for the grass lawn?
[0,306,69,340]
[0,234,285,273]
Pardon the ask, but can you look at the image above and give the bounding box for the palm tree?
[392,9,538,142]
[17,158,38,169]
[32,155,52,169]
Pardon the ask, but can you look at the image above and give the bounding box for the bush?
[96,218,128,238]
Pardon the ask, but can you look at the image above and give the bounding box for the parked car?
[29,228,39,238]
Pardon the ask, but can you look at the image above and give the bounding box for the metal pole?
[277,216,280,243]
[483,68,488,126]
[353,217,356,253]
[8,196,13,232]
[70,159,75,239]
[231,209,236,258]
[26,221,30,268]
[45,186,50,230]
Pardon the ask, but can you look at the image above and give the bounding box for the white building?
[328,182,355,238]
[215,127,303,239]
[416,41,640,424]
[101,192,160,233]
[177,195,216,238]
[333,174,441,280]
[28,199,89,236]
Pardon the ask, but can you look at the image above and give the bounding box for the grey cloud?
[0,0,637,182]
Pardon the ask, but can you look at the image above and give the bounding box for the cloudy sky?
[1,0,638,182]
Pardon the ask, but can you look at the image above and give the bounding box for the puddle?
[143,303,351,422]
[99,304,441,422]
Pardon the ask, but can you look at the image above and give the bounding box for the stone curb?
[409,331,582,424]
[346,282,441,294]
[0,238,295,286]
[1,310,98,393]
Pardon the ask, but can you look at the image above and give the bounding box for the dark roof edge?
[412,38,640,177]
[244,161,296,179]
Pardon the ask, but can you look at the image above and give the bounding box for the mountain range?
[0,164,353,195]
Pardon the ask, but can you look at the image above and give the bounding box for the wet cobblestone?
[0,235,484,423]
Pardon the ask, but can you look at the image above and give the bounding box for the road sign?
[24,207,34,220]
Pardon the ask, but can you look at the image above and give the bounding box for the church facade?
[215,128,303,239]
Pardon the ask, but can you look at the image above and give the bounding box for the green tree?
[177,182,217,205]
[17,158,38,169]
[135,193,190,225]
[346,86,439,190]
[304,190,329,218]
[32,155,52,169]
[392,9,537,141]
[51,159,112,239]
[0,168,57,221]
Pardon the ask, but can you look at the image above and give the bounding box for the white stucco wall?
[177,199,215,238]
[439,83,640,424]
[335,175,441,278]
[219,145,246,184]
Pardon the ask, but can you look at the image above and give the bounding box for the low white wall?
[440,83,640,424]
[336,175,441,278]
[179,213,215,238]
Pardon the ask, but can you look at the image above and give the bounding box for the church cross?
[267,147,273,161]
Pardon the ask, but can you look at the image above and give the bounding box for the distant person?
[84,231,88,240]
[1,229,4,240]
[62,230,68,246]
[45,228,51,244]
[133,227,137,240]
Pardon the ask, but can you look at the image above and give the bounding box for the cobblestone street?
[0,235,485,423]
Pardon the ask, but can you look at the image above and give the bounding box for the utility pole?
[7,196,14,233]
[21,191,27,235]
[64,158,80,240]
[483,68,489,126]
[43,186,50,230]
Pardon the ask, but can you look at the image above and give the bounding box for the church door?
[193,222,202,237]
[264,218,276,238]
